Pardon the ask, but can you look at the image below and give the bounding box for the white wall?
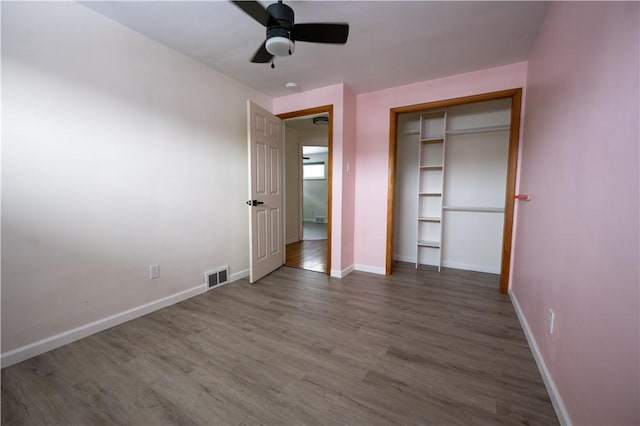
[1,2,272,360]
[392,113,420,263]
[302,151,329,222]
[284,128,301,243]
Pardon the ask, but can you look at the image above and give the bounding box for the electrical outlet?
[547,308,555,334]
[149,264,160,280]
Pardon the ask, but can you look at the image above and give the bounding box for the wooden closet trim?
[385,89,522,294]
[278,105,333,276]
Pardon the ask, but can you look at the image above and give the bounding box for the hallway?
[285,222,328,273]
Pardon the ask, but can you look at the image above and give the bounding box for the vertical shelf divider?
[416,110,446,271]
[416,115,422,269]
[438,112,447,272]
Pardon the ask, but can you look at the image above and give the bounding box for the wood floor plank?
[285,240,328,273]
[1,262,558,425]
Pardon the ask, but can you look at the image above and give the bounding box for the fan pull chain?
[271,58,275,69]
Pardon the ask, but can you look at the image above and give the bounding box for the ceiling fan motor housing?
[266,2,294,40]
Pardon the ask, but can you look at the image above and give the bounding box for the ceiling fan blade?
[231,1,276,27]
[292,23,349,44]
[250,41,273,63]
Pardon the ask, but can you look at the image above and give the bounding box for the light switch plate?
[149,264,160,280]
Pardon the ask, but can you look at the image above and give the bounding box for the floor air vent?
[204,266,229,290]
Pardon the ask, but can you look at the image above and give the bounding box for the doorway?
[386,89,522,294]
[280,107,332,274]
[301,145,329,242]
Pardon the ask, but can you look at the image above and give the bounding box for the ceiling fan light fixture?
[232,0,349,64]
[265,36,295,57]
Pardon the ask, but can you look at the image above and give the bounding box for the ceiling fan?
[232,0,349,66]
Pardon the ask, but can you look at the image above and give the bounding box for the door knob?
[246,200,264,206]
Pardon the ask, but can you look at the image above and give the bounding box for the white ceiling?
[81,1,549,97]
[302,146,328,154]
[286,112,328,131]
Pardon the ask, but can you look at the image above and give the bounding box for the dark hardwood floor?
[285,239,327,273]
[1,263,558,425]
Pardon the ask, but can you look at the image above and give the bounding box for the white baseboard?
[393,254,416,263]
[286,237,300,245]
[1,284,207,368]
[392,257,499,274]
[354,264,386,275]
[330,264,355,278]
[230,268,249,282]
[441,261,499,275]
[510,292,572,426]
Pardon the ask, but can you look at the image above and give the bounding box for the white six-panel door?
[247,101,284,283]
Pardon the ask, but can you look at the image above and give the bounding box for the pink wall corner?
[513,2,639,425]
[340,85,357,269]
[353,62,528,269]
[274,83,354,273]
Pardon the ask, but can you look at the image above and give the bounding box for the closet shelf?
[418,192,442,196]
[420,165,443,170]
[418,217,441,222]
[420,138,444,144]
[418,240,440,248]
[446,125,510,135]
[443,206,504,213]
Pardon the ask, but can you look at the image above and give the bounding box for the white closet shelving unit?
[393,98,513,276]
[416,111,447,270]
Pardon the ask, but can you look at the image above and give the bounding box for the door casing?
[386,89,523,294]
[278,105,333,275]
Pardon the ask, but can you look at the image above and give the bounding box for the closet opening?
[386,89,522,294]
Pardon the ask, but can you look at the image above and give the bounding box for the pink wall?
[353,62,528,269]
[341,86,357,268]
[512,2,639,425]
[273,83,357,274]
